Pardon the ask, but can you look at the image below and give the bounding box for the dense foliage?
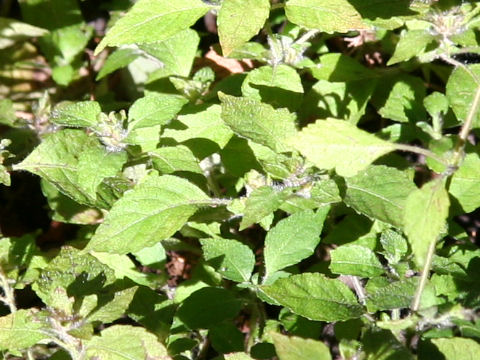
[2,0,480,359]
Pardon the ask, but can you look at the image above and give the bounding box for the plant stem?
[394,143,448,166]
[294,30,320,45]
[0,267,16,313]
[411,238,437,312]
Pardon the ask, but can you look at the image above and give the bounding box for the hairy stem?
[411,238,437,312]
[0,267,16,313]
[394,143,448,166]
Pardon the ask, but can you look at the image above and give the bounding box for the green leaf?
[387,30,436,65]
[41,179,102,224]
[432,337,480,360]
[163,105,233,149]
[242,65,304,111]
[366,278,417,312]
[264,209,328,279]
[344,165,416,227]
[0,17,48,49]
[404,180,450,267]
[219,93,297,153]
[311,53,376,82]
[88,286,139,323]
[85,173,210,254]
[95,0,210,55]
[200,237,256,282]
[240,186,292,230]
[86,325,169,359]
[380,229,408,264]
[290,119,396,177]
[285,0,367,33]
[142,28,200,78]
[0,309,49,351]
[363,328,414,360]
[150,145,202,174]
[218,0,270,56]
[14,129,102,205]
[176,287,242,329]
[91,252,158,288]
[271,332,332,360]
[96,48,139,80]
[210,322,245,354]
[261,273,364,321]
[50,101,101,128]
[32,247,115,312]
[302,79,376,124]
[449,153,480,213]
[446,64,480,128]
[330,244,384,277]
[372,74,426,123]
[0,99,16,126]
[128,93,188,130]
[77,146,127,198]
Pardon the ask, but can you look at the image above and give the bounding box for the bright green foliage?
[0,310,49,351]
[219,93,297,153]
[218,0,270,56]
[4,1,480,359]
[240,186,292,230]
[86,325,169,359]
[388,30,436,65]
[162,105,233,148]
[95,0,210,55]
[404,180,450,267]
[51,101,101,127]
[271,332,332,360]
[285,0,367,33]
[290,119,396,177]
[446,64,480,128]
[344,165,416,227]
[201,238,255,282]
[330,244,384,277]
[85,173,210,254]
[261,273,364,321]
[14,130,105,205]
[449,153,480,212]
[242,64,304,111]
[264,208,328,279]
[432,337,480,360]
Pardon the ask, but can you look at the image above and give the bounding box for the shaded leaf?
[176,287,242,329]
